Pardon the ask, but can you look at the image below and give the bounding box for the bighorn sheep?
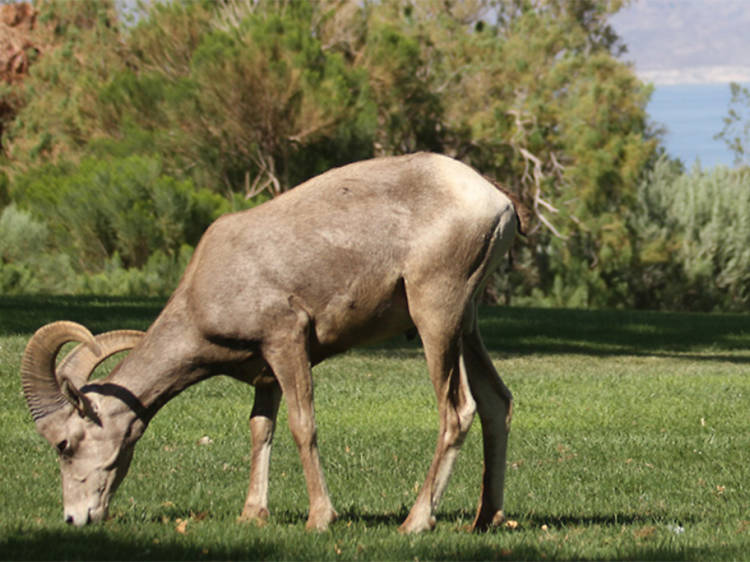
[22,153,518,533]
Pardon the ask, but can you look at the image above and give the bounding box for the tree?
[0,0,660,304]
[105,1,376,195]
[2,0,125,176]
[716,82,750,167]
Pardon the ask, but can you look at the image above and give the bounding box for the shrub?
[76,245,194,297]
[0,203,47,264]
[14,154,228,272]
[0,204,78,294]
[629,157,750,310]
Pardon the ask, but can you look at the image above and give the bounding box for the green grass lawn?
[1,296,749,560]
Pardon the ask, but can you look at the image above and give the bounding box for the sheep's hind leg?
[461,311,513,531]
[399,303,477,533]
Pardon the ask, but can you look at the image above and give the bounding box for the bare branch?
[517,147,568,240]
[250,150,282,198]
[287,117,339,144]
[507,102,570,240]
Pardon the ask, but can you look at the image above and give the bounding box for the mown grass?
[1,296,749,560]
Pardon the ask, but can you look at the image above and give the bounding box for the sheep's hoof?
[238,506,270,526]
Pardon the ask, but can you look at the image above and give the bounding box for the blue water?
[647,83,747,169]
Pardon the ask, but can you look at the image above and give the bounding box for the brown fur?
[22,153,518,533]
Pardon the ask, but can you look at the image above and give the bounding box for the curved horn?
[57,330,145,389]
[21,321,102,422]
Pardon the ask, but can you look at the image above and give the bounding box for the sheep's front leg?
[262,306,337,531]
[239,382,282,524]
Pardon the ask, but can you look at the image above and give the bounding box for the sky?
[610,0,750,167]
[610,0,750,85]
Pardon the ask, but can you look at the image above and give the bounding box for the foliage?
[2,299,750,559]
[1,1,381,297]
[77,245,195,297]
[97,0,377,194]
[0,199,197,296]
[14,154,226,271]
[628,158,750,311]
[0,203,77,294]
[716,82,750,167]
[0,0,745,312]
[0,203,47,263]
[3,0,125,173]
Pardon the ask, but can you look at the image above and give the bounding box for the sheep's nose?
[64,511,91,525]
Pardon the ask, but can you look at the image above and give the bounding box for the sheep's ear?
[60,376,101,425]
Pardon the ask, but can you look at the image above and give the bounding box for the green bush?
[0,204,78,294]
[629,157,750,310]
[4,155,231,296]
[0,200,196,296]
[14,154,228,272]
[76,245,194,297]
[0,203,47,264]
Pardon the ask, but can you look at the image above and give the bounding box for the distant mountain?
[610,0,750,84]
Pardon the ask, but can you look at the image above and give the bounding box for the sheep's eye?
[56,440,69,455]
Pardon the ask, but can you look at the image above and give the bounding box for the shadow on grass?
[476,306,750,362]
[330,507,700,532]
[519,511,698,529]
[367,306,750,363]
[146,505,690,531]
[3,296,749,362]
[0,295,163,336]
[2,513,738,562]
[1,529,280,562]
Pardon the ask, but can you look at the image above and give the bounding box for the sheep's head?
[21,322,144,525]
